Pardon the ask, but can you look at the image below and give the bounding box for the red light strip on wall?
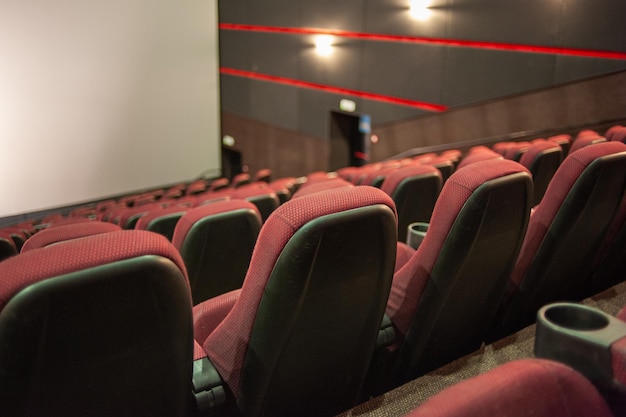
[220,67,448,112]
[220,23,626,60]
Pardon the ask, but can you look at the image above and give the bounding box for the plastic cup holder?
[535,302,626,387]
[406,222,429,250]
[543,303,610,331]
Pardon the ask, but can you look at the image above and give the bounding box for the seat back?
[0,231,17,261]
[380,164,442,242]
[548,133,572,155]
[519,140,563,206]
[457,149,503,169]
[0,230,193,417]
[609,126,626,143]
[204,186,398,417]
[172,199,263,304]
[134,206,189,241]
[387,159,532,381]
[231,173,251,188]
[569,134,607,154]
[292,177,353,198]
[21,221,121,252]
[501,142,626,334]
[405,359,613,417]
[231,182,280,222]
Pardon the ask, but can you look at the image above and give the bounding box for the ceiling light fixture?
[314,35,334,57]
[409,0,433,21]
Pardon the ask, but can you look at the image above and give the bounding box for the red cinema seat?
[21,221,121,252]
[0,230,194,417]
[404,359,612,417]
[172,199,262,304]
[382,159,532,385]
[193,186,397,417]
[497,142,626,336]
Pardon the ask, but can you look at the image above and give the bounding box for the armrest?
[395,242,416,272]
[193,289,241,345]
[377,314,396,349]
[192,355,227,415]
[535,303,626,390]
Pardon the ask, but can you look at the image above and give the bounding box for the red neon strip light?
[220,23,626,60]
[354,151,370,161]
[220,67,447,112]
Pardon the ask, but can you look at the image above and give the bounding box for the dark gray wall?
[218,0,626,142]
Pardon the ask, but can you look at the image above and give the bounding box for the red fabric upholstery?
[405,359,613,417]
[21,221,122,252]
[292,177,353,198]
[133,206,189,231]
[577,129,600,138]
[503,141,531,161]
[201,186,397,396]
[194,340,208,361]
[254,168,272,183]
[116,203,163,228]
[380,165,440,198]
[606,125,624,141]
[519,140,563,205]
[612,336,626,387]
[186,180,208,195]
[335,166,361,182]
[395,242,416,272]
[510,141,626,289]
[305,171,334,183]
[209,177,230,191]
[193,289,241,346]
[519,140,562,168]
[171,199,261,250]
[547,134,573,154]
[386,159,530,337]
[609,127,626,143]
[0,230,189,311]
[457,149,502,169]
[269,177,297,192]
[569,134,607,155]
[195,188,233,206]
[231,173,251,188]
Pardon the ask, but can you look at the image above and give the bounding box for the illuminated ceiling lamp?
[409,0,433,21]
[314,34,334,57]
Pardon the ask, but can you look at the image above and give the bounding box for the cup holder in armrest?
[406,222,429,250]
[535,302,626,389]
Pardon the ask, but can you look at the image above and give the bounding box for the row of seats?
[0,125,625,415]
[401,301,626,417]
[0,185,398,417]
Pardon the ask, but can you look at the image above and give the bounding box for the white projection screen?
[0,0,221,218]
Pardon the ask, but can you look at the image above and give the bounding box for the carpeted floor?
[338,280,626,417]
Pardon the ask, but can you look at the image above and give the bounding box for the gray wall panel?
[249,81,299,132]
[298,89,344,139]
[249,32,301,78]
[442,48,557,106]
[447,0,561,45]
[220,75,252,116]
[554,57,626,84]
[217,0,626,162]
[219,30,252,69]
[559,0,626,51]
[361,42,444,104]
[301,0,366,31]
